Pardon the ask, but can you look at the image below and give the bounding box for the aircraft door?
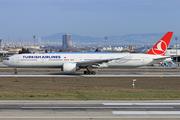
[141,57,145,63]
[41,56,46,64]
[16,57,20,64]
[41,59,44,63]
[79,57,83,61]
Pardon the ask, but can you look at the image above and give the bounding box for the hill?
[41,32,178,45]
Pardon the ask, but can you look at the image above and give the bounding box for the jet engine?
[62,63,79,73]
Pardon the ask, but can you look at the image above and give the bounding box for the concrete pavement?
[0,100,180,119]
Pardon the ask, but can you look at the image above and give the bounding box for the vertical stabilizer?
[146,32,173,56]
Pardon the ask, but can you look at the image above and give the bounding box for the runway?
[1,62,180,77]
[0,71,180,77]
[0,100,180,119]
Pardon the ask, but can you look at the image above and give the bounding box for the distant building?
[166,48,180,62]
[62,34,72,51]
[8,48,22,54]
[27,46,40,49]
[62,34,68,49]
[166,49,180,56]
[129,46,133,50]
[113,47,123,51]
[101,46,123,51]
[0,38,2,48]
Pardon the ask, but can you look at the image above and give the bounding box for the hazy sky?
[0,0,180,41]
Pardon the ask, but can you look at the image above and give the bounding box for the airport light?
[175,37,178,68]
[105,36,108,53]
[33,35,36,53]
[132,79,136,89]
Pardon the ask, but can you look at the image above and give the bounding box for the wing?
[77,58,119,67]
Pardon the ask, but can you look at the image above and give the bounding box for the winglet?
[146,32,173,56]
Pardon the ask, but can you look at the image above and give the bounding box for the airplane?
[2,31,173,75]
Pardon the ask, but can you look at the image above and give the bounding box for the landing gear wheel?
[84,71,87,74]
[84,71,96,75]
[92,71,96,75]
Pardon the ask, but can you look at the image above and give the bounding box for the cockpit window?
[5,58,9,60]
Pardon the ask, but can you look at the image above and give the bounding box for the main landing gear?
[83,66,97,75]
[84,71,96,75]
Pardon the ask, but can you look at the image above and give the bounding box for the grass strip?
[0,77,179,100]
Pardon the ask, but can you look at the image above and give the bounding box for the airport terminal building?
[166,48,180,62]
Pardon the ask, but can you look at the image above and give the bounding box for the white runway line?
[21,106,173,109]
[112,111,180,114]
[0,116,180,119]
[103,103,180,105]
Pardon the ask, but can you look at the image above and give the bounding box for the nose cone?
[2,60,6,65]
[2,59,9,66]
[2,57,11,67]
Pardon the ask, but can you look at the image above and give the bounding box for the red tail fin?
[146,32,173,56]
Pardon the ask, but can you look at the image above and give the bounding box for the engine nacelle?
[62,63,79,73]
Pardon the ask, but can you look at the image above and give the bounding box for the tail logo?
[152,40,167,55]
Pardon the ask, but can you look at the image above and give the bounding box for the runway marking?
[1,116,180,118]
[21,106,173,109]
[112,111,180,114]
[103,103,180,105]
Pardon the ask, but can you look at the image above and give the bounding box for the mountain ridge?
[41,32,178,45]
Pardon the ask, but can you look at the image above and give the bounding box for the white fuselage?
[2,52,166,69]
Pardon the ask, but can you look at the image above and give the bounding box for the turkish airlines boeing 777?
[3,32,173,74]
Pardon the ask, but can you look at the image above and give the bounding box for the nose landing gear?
[14,68,18,74]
